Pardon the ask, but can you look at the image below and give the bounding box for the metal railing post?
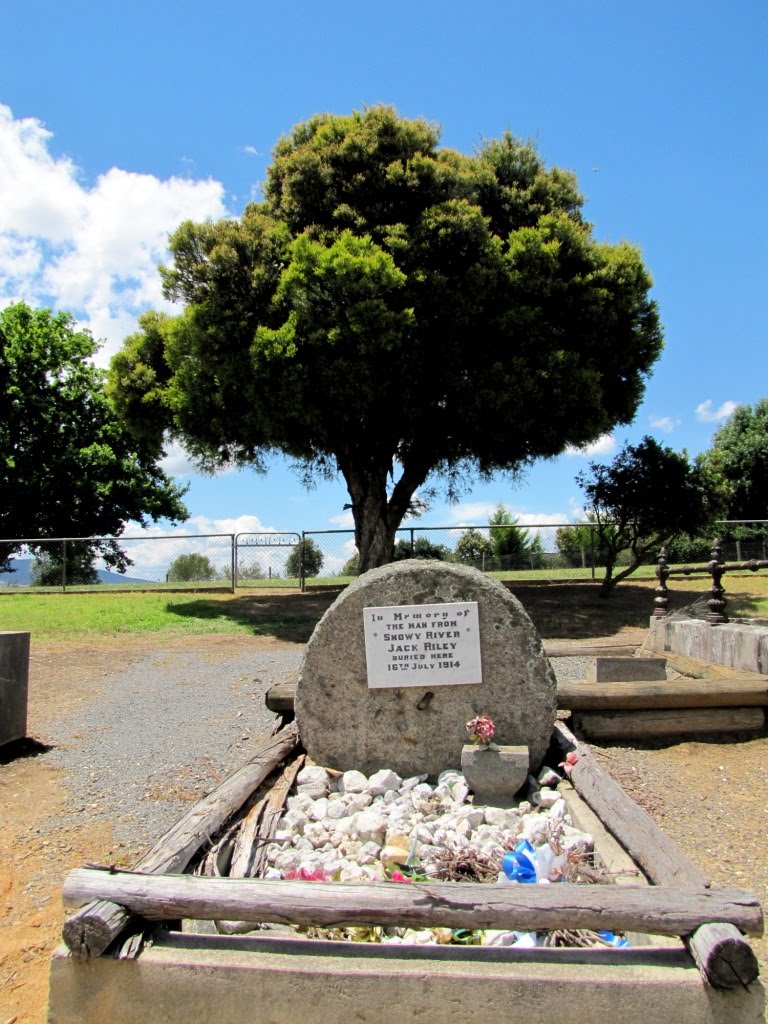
[62,539,67,593]
[230,535,236,593]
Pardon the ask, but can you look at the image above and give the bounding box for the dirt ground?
[2,586,767,1023]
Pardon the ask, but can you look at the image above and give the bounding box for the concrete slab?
[47,935,765,1024]
[587,656,667,682]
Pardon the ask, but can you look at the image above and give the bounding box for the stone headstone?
[295,561,557,777]
[587,656,667,683]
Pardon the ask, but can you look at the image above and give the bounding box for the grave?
[295,560,557,779]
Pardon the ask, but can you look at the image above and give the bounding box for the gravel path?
[40,642,303,848]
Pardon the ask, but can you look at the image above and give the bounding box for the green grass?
[2,569,766,642]
[0,591,257,641]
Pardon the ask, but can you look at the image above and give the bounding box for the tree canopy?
[167,552,217,582]
[0,303,187,572]
[700,399,768,521]
[576,436,712,595]
[109,106,663,571]
[286,537,324,578]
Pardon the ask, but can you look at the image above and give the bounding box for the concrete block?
[648,615,768,676]
[460,743,529,807]
[0,631,30,746]
[47,936,765,1024]
[587,656,667,682]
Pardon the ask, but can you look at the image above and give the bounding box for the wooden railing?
[653,539,768,624]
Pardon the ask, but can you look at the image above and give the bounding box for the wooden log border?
[553,721,761,988]
[63,868,762,939]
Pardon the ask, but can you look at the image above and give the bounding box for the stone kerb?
[295,561,557,778]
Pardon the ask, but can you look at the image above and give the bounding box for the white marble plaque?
[364,601,482,688]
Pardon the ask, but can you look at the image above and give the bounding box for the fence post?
[589,527,596,581]
[62,539,67,593]
[706,538,728,624]
[300,532,306,592]
[230,535,236,593]
[653,547,670,618]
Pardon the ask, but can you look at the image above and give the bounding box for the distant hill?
[0,559,154,587]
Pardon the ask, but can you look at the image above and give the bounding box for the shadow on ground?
[0,737,53,765]
[165,589,341,643]
[164,581,706,644]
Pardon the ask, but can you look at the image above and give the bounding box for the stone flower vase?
[461,743,529,808]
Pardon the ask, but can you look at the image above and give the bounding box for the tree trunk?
[338,450,429,573]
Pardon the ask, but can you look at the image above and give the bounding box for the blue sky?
[1,0,766,551]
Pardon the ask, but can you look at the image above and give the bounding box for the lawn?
[1,572,766,643]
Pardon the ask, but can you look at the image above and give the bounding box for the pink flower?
[390,871,413,884]
[465,715,495,745]
[283,867,329,882]
[558,752,579,776]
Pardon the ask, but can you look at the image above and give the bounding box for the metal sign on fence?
[236,533,301,547]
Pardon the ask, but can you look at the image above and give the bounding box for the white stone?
[293,837,314,852]
[410,783,434,806]
[342,792,373,812]
[325,801,348,820]
[273,829,293,844]
[296,765,332,798]
[401,774,429,791]
[263,866,283,880]
[339,770,368,794]
[339,862,367,882]
[304,822,331,848]
[357,841,382,865]
[483,807,516,829]
[306,797,329,821]
[352,810,387,844]
[533,787,559,808]
[367,768,402,795]
[280,809,309,833]
[536,766,561,788]
[383,789,399,805]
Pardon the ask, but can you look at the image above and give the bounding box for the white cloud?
[328,510,355,528]
[564,433,616,457]
[444,502,499,524]
[0,104,227,363]
[695,399,738,423]
[649,415,680,432]
[242,145,259,156]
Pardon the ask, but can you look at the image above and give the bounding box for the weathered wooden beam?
[573,707,764,740]
[62,868,763,938]
[553,721,761,988]
[62,723,300,959]
[559,677,768,710]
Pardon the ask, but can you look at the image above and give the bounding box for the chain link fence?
[2,521,764,593]
[0,534,237,592]
[302,523,606,587]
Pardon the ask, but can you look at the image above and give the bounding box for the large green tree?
[576,437,712,595]
[700,399,768,521]
[0,303,187,573]
[109,106,662,571]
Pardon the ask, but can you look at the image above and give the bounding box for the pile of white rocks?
[262,763,594,885]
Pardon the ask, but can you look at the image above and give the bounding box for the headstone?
[295,561,557,777]
[587,656,667,683]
